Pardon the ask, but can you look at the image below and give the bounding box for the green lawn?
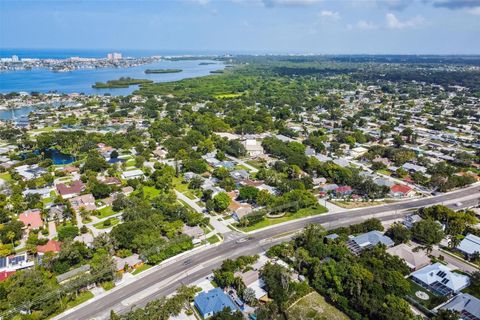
[239,206,328,232]
[0,172,12,182]
[207,235,221,244]
[245,160,265,169]
[94,217,119,229]
[66,291,94,309]
[407,279,446,310]
[132,264,153,275]
[286,291,348,320]
[377,169,392,176]
[96,206,117,219]
[142,186,161,199]
[173,176,197,200]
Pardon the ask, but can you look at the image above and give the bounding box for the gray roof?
[351,231,394,248]
[56,264,90,283]
[457,234,480,255]
[440,293,480,319]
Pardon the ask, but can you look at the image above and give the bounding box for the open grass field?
[286,291,348,320]
[142,186,161,199]
[96,206,116,219]
[239,205,328,232]
[94,217,119,229]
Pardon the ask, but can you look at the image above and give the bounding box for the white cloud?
[467,6,480,14]
[386,13,425,29]
[262,0,322,7]
[347,20,378,30]
[189,0,210,5]
[320,10,340,20]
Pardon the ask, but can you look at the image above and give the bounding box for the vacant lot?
[287,291,348,320]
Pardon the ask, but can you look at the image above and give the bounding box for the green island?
[92,77,153,88]
[144,68,183,74]
[199,62,216,65]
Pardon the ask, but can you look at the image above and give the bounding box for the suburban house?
[69,194,97,212]
[403,214,423,229]
[230,169,249,181]
[15,165,48,181]
[22,187,53,199]
[386,244,430,271]
[234,269,268,301]
[56,265,91,284]
[346,231,394,255]
[230,202,253,221]
[410,263,470,296]
[334,186,353,197]
[113,254,143,272]
[194,288,239,318]
[37,240,62,255]
[0,252,35,273]
[242,139,264,157]
[56,180,85,199]
[456,234,480,259]
[390,184,415,198]
[121,169,145,180]
[18,209,43,230]
[438,293,480,320]
[48,204,66,222]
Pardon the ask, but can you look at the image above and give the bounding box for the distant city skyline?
[1,0,480,54]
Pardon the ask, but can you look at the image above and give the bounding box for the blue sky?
[1,0,480,54]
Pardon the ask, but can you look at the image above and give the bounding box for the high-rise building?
[11,55,19,62]
[107,52,122,61]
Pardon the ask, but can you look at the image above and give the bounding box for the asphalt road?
[56,185,480,320]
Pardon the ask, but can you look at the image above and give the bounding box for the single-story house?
[230,169,249,181]
[373,177,394,187]
[113,254,143,272]
[194,288,239,318]
[22,187,53,199]
[56,180,85,199]
[121,186,134,195]
[56,264,91,284]
[403,214,423,229]
[457,234,480,259]
[335,186,353,197]
[37,240,62,255]
[101,177,122,186]
[15,165,48,181]
[386,243,430,271]
[121,169,145,180]
[390,184,415,198]
[243,139,264,157]
[235,270,268,300]
[438,293,480,320]
[402,162,427,174]
[347,231,394,255]
[410,263,470,296]
[48,204,66,222]
[19,209,43,229]
[69,194,97,212]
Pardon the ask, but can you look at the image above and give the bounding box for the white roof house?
[121,169,145,180]
[410,263,470,296]
[438,293,480,320]
[457,234,480,257]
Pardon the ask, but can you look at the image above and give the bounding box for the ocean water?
[0,49,225,95]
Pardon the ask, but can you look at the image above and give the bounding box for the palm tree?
[6,231,15,248]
